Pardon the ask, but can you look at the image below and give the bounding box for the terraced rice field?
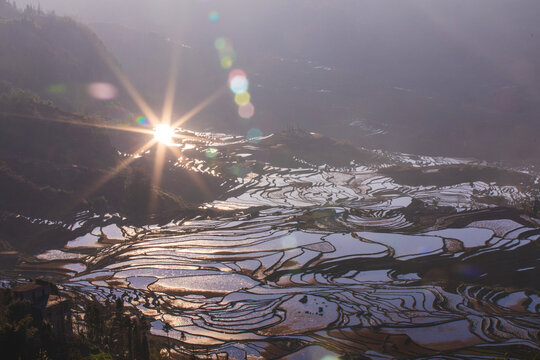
[16,131,540,359]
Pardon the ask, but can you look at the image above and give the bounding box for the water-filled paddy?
[14,133,540,359]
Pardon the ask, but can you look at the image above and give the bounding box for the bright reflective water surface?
[16,131,540,359]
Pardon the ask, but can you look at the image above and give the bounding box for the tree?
[162,322,172,359]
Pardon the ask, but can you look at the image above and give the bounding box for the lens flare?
[221,56,233,69]
[47,83,66,95]
[216,39,237,69]
[209,11,219,22]
[205,147,219,158]
[87,82,118,100]
[137,116,150,126]
[229,164,248,177]
[230,76,249,94]
[154,124,175,145]
[214,37,227,50]
[228,69,247,82]
[239,103,255,119]
[247,128,263,143]
[229,69,249,94]
[234,91,251,106]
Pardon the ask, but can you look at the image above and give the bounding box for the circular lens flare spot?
[214,37,227,50]
[239,103,255,119]
[209,11,219,22]
[247,128,263,143]
[235,91,251,106]
[137,116,149,126]
[229,164,247,177]
[154,124,175,145]
[228,69,247,82]
[230,76,249,94]
[87,82,117,100]
[205,148,219,158]
[221,56,233,69]
[47,83,66,95]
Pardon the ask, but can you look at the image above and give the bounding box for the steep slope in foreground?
[0,3,132,118]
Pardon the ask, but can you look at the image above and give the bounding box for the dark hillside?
[0,86,117,168]
[0,86,222,221]
[259,129,385,168]
[0,2,128,117]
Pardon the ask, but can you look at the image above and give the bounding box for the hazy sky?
[13,0,540,161]
[19,1,540,76]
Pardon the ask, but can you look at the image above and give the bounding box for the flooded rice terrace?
[16,131,540,359]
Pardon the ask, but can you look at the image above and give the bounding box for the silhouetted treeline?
[83,298,156,360]
[0,287,167,359]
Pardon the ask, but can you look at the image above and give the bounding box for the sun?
[154,124,175,145]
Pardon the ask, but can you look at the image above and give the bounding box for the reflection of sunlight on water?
[182,143,195,151]
[37,250,84,261]
[286,346,341,360]
[57,208,540,358]
[63,263,86,273]
[65,232,101,248]
[100,224,124,239]
[281,234,297,248]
